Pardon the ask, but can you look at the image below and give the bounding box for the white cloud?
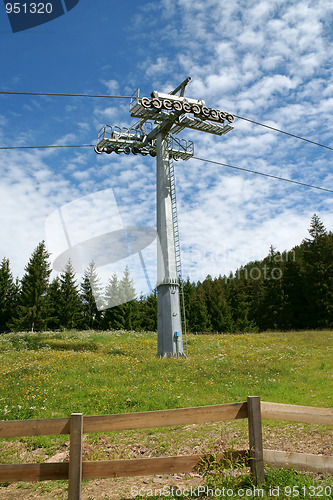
[101,79,120,95]
[1,0,332,288]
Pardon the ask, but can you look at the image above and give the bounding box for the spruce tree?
[226,266,261,332]
[118,266,137,330]
[200,276,233,333]
[182,278,195,333]
[137,290,157,331]
[189,284,211,333]
[279,255,306,329]
[102,267,137,330]
[302,215,333,327]
[11,241,51,332]
[80,261,102,330]
[105,273,121,309]
[46,277,62,331]
[0,258,19,332]
[308,213,327,242]
[59,260,80,329]
[263,252,286,330]
[102,273,123,329]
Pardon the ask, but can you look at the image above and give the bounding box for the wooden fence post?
[68,413,83,500]
[247,396,264,484]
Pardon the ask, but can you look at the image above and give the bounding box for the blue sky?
[1,0,333,290]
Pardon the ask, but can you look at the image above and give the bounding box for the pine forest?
[0,214,332,334]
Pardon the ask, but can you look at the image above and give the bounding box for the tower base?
[157,283,185,357]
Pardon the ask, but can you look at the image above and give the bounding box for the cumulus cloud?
[1,0,332,286]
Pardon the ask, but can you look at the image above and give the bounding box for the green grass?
[0,329,332,423]
[134,467,333,499]
[0,330,332,497]
[208,464,333,499]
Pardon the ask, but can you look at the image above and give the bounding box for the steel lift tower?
[95,77,234,357]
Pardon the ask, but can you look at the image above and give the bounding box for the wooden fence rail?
[0,397,332,500]
[261,401,333,425]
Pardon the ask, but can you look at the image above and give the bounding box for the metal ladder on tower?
[169,155,188,355]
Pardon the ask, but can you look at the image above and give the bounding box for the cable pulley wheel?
[182,102,191,113]
[173,101,183,111]
[201,106,210,117]
[163,99,173,110]
[191,104,201,115]
[210,109,219,120]
[141,97,151,108]
[219,111,227,122]
[132,147,140,155]
[226,114,235,123]
[151,98,162,109]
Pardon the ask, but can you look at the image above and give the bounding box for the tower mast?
[156,130,184,356]
[95,77,234,357]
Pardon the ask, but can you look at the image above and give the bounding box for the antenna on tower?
[95,77,235,357]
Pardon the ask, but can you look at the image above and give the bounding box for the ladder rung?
[170,158,185,304]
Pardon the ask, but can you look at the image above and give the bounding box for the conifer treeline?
[0,214,332,333]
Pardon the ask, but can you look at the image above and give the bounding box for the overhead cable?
[192,156,333,194]
[234,115,333,152]
[0,144,94,150]
[1,90,333,151]
[0,142,330,193]
[0,91,132,98]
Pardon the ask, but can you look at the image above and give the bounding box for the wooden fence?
[0,397,332,500]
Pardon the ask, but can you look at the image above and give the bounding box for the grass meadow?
[0,329,332,498]
[1,329,332,421]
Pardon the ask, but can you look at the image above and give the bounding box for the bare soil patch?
[0,421,332,499]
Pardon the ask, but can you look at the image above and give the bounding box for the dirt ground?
[0,422,332,499]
